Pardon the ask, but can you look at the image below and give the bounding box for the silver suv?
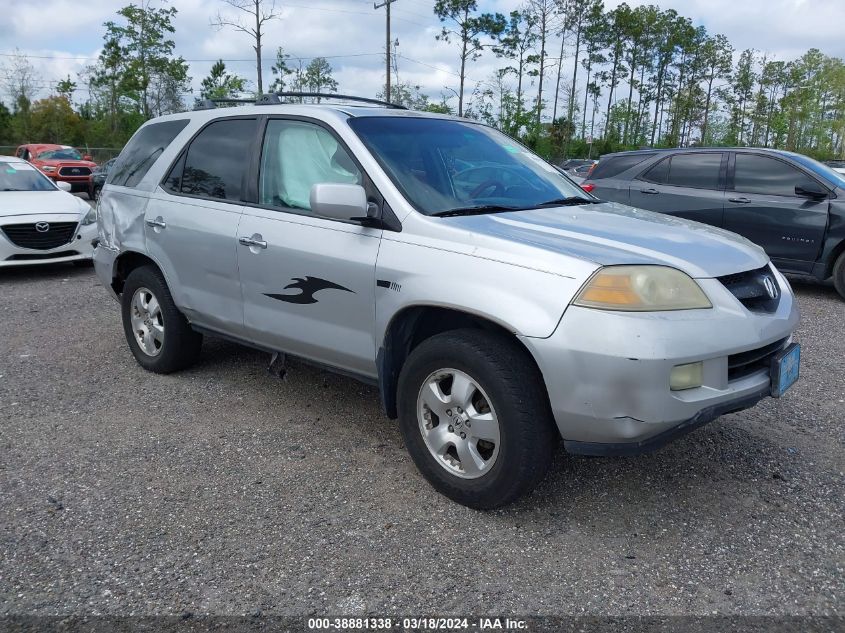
[94,96,800,509]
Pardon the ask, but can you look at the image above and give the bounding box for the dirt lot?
[0,264,842,618]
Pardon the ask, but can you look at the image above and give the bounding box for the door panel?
[144,192,245,333]
[724,153,829,269]
[237,209,381,377]
[723,194,828,270]
[629,182,726,225]
[237,117,382,378]
[629,152,726,226]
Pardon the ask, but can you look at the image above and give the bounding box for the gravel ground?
[0,264,842,618]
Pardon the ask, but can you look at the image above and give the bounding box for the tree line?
[2,0,845,164]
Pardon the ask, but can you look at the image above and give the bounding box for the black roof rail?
[268,92,406,109]
[194,93,407,110]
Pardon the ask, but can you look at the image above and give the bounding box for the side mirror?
[310,183,368,222]
[795,181,827,199]
[56,181,72,192]
[83,155,93,162]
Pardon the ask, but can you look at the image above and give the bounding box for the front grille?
[1,222,78,250]
[58,166,91,177]
[728,337,789,381]
[6,251,78,261]
[718,265,781,313]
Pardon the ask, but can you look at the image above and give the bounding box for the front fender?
[374,238,592,342]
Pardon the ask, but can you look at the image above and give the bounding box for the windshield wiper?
[532,196,602,208]
[431,204,525,217]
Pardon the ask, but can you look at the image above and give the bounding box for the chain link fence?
[0,146,123,164]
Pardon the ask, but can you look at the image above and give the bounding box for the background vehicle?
[583,147,845,298]
[93,98,799,509]
[825,160,845,175]
[0,155,97,267]
[15,144,97,193]
[88,158,116,201]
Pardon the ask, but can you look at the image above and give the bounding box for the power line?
[0,52,384,63]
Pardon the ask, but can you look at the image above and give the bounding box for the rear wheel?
[833,251,845,300]
[397,329,557,510]
[121,266,202,373]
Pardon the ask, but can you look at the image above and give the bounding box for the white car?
[1,155,97,267]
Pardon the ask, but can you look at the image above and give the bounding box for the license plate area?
[770,342,800,398]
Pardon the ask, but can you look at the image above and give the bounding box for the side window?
[109,119,189,188]
[589,153,654,180]
[734,154,816,197]
[640,157,669,184]
[258,119,362,212]
[665,153,722,189]
[177,118,257,201]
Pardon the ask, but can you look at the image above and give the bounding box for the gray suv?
[583,148,845,299]
[94,97,800,509]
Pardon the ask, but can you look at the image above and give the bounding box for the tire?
[120,265,202,373]
[833,251,845,300]
[397,329,557,510]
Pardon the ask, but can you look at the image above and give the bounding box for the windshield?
[0,162,58,191]
[348,117,590,215]
[37,147,83,161]
[785,151,845,189]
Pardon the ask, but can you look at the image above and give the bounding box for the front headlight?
[41,166,56,172]
[80,207,97,226]
[572,265,712,311]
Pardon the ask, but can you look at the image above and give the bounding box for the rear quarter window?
[590,154,655,180]
[109,119,190,188]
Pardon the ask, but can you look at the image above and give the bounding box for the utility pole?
[374,0,398,102]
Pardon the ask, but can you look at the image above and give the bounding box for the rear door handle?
[639,188,659,194]
[239,235,267,249]
[144,216,166,229]
[729,197,751,204]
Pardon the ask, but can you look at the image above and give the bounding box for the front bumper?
[0,216,97,267]
[522,269,800,452]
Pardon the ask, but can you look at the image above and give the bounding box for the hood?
[0,191,90,219]
[447,201,769,279]
[36,159,97,168]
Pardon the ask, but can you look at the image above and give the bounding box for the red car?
[15,144,97,195]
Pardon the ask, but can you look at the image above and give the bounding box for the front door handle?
[639,188,659,194]
[729,197,751,204]
[239,235,267,249]
[144,216,166,229]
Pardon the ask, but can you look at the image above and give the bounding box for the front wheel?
[120,265,202,373]
[833,251,845,300]
[397,329,557,510]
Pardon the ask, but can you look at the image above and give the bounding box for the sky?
[2,0,845,112]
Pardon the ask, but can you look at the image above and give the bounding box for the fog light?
[670,362,703,391]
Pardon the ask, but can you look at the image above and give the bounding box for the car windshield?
[37,147,83,161]
[785,151,845,189]
[348,117,591,215]
[0,162,58,191]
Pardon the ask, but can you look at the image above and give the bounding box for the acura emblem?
[762,275,778,300]
[35,222,50,233]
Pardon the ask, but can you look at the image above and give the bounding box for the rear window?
[166,118,257,202]
[640,153,722,189]
[109,119,189,188]
[589,153,654,180]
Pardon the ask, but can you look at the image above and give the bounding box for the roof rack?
[193,93,406,111]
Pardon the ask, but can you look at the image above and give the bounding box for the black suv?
[583,148,845,298]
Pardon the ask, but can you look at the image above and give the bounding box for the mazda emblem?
[762,275,778,300]
[35,222,50,233]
